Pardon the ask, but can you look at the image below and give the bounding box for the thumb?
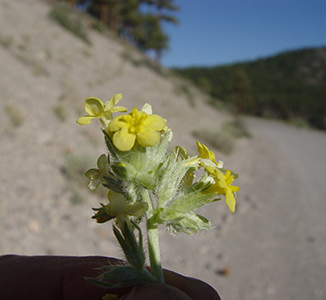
[119,283,192,300]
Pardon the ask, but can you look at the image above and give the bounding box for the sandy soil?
[1,1,326,299]
[183,117,326,300]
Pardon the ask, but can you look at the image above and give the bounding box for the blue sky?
[161,0,326,68]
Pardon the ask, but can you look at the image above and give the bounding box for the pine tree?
[227,67,254,113]
[89,0,119,32]
[154,0,179,25]
[119,0,141,41]
[133,13,168,59]
[86,0,178,60]
[139,0,178,60]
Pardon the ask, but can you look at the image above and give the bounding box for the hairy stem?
[140,188,164,283]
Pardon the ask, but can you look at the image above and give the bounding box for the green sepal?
[174,145,188,160]
[102,173,124,194]
[155,157,190,208]
[145,130,171,170]
[86,265,158,290]
[102,129,120,160]
[92,205,116,223]
[113,221,145,270]
[102,128,130,162]
[219,167,239,179]
[184,171,211,192]
[112,162,155,190]
[111,162,129,179]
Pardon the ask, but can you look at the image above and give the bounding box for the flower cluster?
[77,93,239,287]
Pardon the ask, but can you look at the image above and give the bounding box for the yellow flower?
[85,154,109,191]
[197,141,216,163]
[105,191,148,230]
[108,107,166,151]
[184,142,221,168]
[76,94,127,128]
[206,167,239,213]
[196,141,224,168]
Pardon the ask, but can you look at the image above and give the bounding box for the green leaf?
[113,223,145,270]
[86,265,158,290]
[168,190,219,214]
[167,213,211,234]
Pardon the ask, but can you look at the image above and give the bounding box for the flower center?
[129,108,147,133]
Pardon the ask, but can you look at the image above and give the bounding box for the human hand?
[0,255,220,300]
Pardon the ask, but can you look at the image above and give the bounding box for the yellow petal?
[84,97,104,117]
[126,202,148,217]
[107,93,123,107]
[113,127,136,151]
[85,168,100,180]
[143,114,166,131]
[141,103,152,114]
[97,154,109,170]
[108,192,128,215]
[197,141,216,162]
[101,110,113,121]
[136,127,160,147]
[109,106,128,113]
[76,116,96,125]
[225,190,236,213]
[109,115,130,132]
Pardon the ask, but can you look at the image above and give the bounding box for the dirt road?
[213,117,326,300]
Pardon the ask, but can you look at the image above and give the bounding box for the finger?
[163,269,221,300]
[0,255,221,300]
[0,255,130,300]
[119,283,192,300]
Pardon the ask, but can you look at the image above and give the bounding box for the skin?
[0,255,221,300]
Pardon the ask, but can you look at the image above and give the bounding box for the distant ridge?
[174,47,326,129]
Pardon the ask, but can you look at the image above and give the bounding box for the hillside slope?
[0,0,232,267]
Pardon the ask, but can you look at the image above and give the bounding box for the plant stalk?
[140,188,164,283]
[147,218,164,283]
